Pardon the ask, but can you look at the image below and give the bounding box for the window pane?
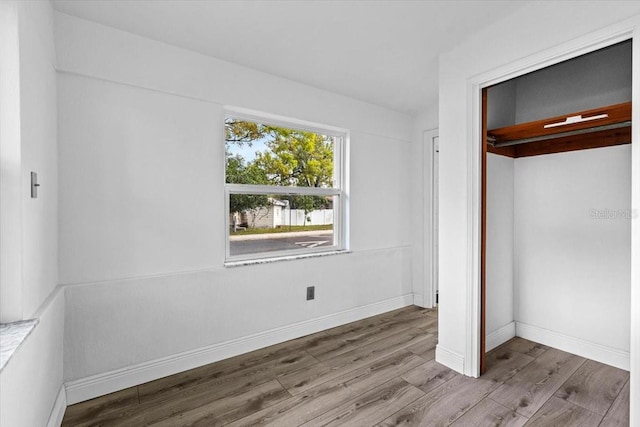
[229,194,336,257]
[225,119,334,188]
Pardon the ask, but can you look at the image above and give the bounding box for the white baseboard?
[413,294,424,307]
[516,322,630,371]
[435,345,464,374]
[486,322,516,352]
[65,294,414,405]
[47,385,67,427]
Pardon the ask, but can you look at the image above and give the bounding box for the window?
[224,111,347,263]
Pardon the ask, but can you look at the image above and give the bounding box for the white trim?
[0,0,23,323]
[516,322,630,371]
[46,385,66,427]
[225,106,348,137]
[60,245,408,287]
[226,184,340,196]
[341,132,351,252]
[432,135,439,309]
[435,345,464,374]
[33,285,65,319]
[465,18,640,388]
[412,129,426,309]
[472,24,637,90]
[64,294,414,405]
[630,23,640,427]
[422,129,439,309]
[486,322,516,352]
[224,249,349,268]
[465,82,482,378]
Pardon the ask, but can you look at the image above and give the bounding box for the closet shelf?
[487,102,631,147]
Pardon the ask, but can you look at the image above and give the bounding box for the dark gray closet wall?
[487,40,631,129]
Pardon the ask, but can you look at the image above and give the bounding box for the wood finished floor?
[62,306,630,426]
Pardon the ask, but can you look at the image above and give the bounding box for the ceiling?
[51,0,530,114]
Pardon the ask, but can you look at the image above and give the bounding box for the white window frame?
[224,108,348,264]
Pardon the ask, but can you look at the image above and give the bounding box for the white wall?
[438,0,640,377]
[64,250,411,381]
[18,0,59,318]
[0,290,65,427]
[484,147,631,366]
[55,12,415,396]
[0,1,64,426]
[0,0,58,322]
[483,146,632,368]
[58,74,220,283]
[0,0,23,322]
[514,146,631,358]
[485,153,514,348]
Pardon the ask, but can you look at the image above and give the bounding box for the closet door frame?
[466,20,640,411]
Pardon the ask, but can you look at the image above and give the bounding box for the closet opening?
[480,39,633,374]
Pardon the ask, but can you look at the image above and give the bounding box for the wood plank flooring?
[62,306,630,426]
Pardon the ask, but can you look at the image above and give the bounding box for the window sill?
[0,319,39,372]
[225,249,350,268]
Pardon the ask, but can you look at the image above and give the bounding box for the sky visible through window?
[227,136,268,162]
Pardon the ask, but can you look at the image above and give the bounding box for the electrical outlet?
[306,286,315,300]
